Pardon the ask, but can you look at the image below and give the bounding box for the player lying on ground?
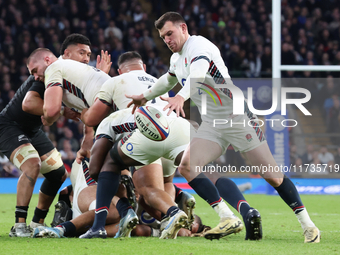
[33,159,208,238]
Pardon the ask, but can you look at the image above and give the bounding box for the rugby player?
[2,34,110,237]
[33,159,206,238]
[126,12,320,243]
[79,52,243,240]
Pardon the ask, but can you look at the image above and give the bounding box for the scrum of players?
[5,11,319,243]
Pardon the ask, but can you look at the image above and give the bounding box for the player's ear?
[44,55,50,65]
[64,49,70,58]
[143,64,146,71]
[118,68,123,75]
[181,23,187,33]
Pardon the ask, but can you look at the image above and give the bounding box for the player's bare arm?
[22,91,44,115]
[76,125,94,163]
[43,86,63,125]
[80,98,111,127]
[162,59,208,117]
[96,50,112,74]
[63,107,81,122]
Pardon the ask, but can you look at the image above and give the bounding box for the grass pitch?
[0,193,338,255]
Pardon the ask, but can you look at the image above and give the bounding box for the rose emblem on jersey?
[246,134,253,142]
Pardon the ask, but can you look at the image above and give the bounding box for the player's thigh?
[161,157,177,178]
[186,137,223,168]
[30,129,55,157]
[163,117,190,163]
[133,163,164,191]
[119,131,162,165]
[0,122,36,161]
[77,185,97,214]
[223,115,266,153]
[242,142,284,179]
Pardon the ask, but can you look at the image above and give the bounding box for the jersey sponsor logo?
[18,134,28,142]
[126,143,133,153]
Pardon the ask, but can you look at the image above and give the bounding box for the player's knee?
[41,165,67,196]
[40,149,65,176]
[178,164,190,178]
[265,177,283,187]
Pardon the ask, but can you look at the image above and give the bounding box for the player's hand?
[126,94,148,114]
[96,50,112,74]
[160,94,185,117]
[41,116,54,126]
[76,148,90,164]
[63,107,81,122]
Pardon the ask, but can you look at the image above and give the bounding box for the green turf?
[0,194,338,255]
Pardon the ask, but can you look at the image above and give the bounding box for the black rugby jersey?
[0,75,45,131]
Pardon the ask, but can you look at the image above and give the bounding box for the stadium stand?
[0,0,339,177]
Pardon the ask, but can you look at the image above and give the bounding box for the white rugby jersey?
[44,59,110,112]
[98,70,176,118]
[169,35,253,123]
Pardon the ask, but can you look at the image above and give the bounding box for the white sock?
[296,208,315,230]
[213,200,235,219]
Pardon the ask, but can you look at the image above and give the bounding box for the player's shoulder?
[121,70,157,82]
[188,35,213,47]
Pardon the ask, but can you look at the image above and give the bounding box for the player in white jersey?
[78,52,199,239]
[26,48,112,162]
[33,157,205,238]
[26,48,110,121]
[6,34,111,237]
[127,12,320,243]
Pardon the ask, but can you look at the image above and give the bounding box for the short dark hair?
[155,12,186,30]
[117,51,142,67]
[60,33,91,55]
[27,48,53,65]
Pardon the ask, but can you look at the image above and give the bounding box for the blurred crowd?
[0,0,340,176]
[290,144,340,175]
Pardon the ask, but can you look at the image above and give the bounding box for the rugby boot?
[51,200,72,227]
[304,227,320,243]
[159,210,187,239]
[114,208,139,238]
[244,209,262,240]
[9,223,32,237]
[79,227,107,239]
[32,226,64,238]
[204,216,243,240]
[177,191,196,228]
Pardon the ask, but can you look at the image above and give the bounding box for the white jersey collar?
[179,35,191,55]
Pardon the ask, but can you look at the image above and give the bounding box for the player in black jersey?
[1,33,111,237]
